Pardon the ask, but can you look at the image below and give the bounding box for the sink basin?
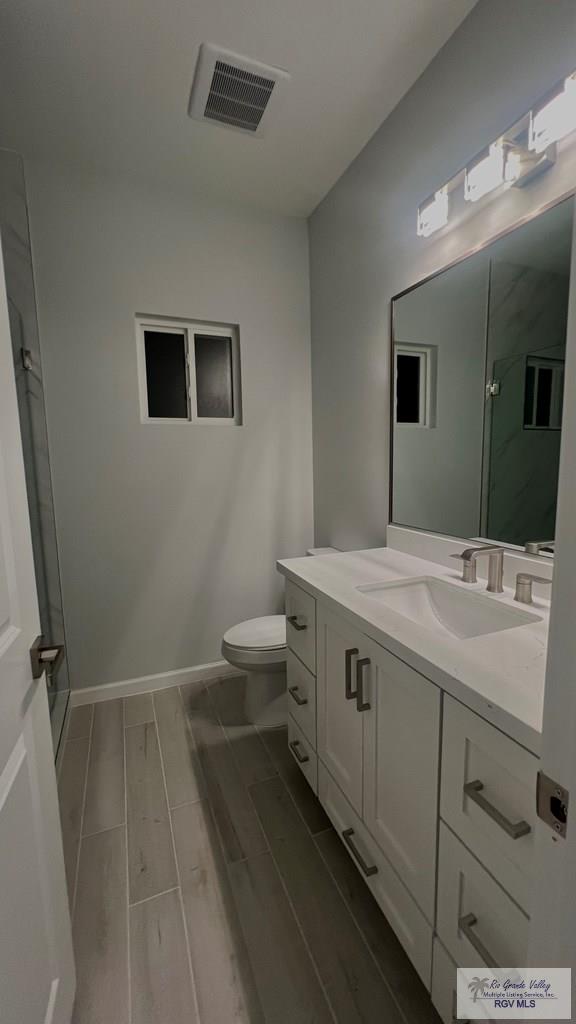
[356,576,541,639]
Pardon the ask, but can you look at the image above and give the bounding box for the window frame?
[523,355,564,431]
[136,315,242,426]
[394,343,437,428]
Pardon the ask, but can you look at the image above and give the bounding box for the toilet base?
[244,668,287,729]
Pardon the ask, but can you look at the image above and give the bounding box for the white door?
[528,200,576,971]
[362,637,440,922]
[317,605,364,814]
[0,245,75,1022]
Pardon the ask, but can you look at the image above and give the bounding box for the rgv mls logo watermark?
[457,967,571,1020]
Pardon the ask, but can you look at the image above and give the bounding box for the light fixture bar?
[417,66,576,237]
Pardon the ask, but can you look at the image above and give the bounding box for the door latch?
[30,635,65,683]
[486,379,501,398]
[536,771,569,838]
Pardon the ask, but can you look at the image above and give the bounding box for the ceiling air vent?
[188,44,290,137]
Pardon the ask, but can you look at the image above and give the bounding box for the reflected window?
[523,356,564,430]
[394,344,436,427]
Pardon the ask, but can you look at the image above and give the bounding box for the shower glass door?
[0,149,70,756]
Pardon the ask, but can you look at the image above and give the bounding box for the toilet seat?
[223,615,286,651]
[222,615,286,672]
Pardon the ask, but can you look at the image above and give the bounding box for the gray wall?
[27,163,313,689]
[310,0,576,550]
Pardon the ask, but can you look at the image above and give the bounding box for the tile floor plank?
[58,736,90,907]
[172,800,265,1024]
[228,852,334,1024]
[130,889,198,1024]
[208,677,278,788]
[180,684,267,863]
[124,693,154,727]
[72,826,128,1024]
[315,828,441,1024]
[259,726,331,834]
[67,704,94,741]
[126,721,178,904]
[83,699,125,836]
[153,688,203,807]
[252,777,404,1024]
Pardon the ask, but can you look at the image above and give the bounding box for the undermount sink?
[356,576,541,639]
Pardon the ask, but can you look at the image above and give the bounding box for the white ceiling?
[0,0,476,216]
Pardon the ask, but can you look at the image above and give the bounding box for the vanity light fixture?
[416,187,449,238]
[529,73,576,154]
[464,142,506,203]
[417,67,576,237]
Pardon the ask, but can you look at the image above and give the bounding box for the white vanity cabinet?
[316,604,441,922]
[282,565,540,1009]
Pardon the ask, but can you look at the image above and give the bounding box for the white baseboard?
[69,659,239,706]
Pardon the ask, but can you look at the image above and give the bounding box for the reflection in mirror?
[392,198,573,548]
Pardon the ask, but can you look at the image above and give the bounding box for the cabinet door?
[317,605,364,814]
[363,638,440,921]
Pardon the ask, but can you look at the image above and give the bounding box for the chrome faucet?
[514,572,552,605]
[451,545,505,593]
[525,540,555,555]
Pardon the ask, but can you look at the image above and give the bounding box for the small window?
[137,316,242,425]
[523,356,563,430]
[394,344,436,427]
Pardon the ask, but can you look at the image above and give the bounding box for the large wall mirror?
[391,197,574,549]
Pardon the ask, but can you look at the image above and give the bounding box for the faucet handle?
[514,572,552,605]
[450,552,477,584]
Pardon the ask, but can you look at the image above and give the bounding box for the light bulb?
[529,75,576,154]
[417,188,449,238]
[464,143,505,202]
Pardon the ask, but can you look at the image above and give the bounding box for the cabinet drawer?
[286,650,316,748]
[318,762,433,988]
[431,939,476,1024]
[441,696,538,911]
[288,716,318,793]
[285,580,316,672]
[437,823,529,970]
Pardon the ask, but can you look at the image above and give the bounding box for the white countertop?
[277,547,549,755]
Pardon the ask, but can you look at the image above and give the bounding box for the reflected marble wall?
[0,149,70,715]
[484,260,570,545]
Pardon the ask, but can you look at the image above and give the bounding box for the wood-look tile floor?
[58,675,441,1024]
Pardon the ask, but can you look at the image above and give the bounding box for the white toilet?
[221,614,287,728]
[221,547,338,728]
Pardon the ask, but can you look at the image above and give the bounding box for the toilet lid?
[223,615,286,650]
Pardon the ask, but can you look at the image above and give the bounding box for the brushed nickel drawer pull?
[458,912,499,969]
[345,647,359,700]
[342,828,378,877]
[464,779,531,839]
[356,658,371,712]
[288,685,308,707]
[287,614,307,632]
[289,739,310,764]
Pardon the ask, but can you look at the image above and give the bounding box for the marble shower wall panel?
[484,261,570,545]
[0,148,69,692]
[487,261,570,364]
